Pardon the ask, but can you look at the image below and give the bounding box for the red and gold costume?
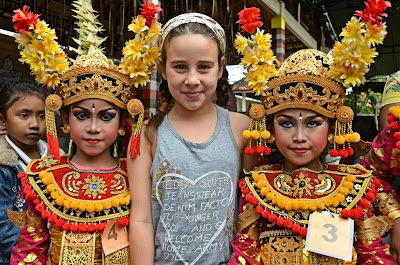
[231,164,395,264]
[229,1,395,264]
[9,156,130,264]
[6,0,159,264]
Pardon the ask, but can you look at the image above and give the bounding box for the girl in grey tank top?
[151,105,241,264]
[127,11,255,265]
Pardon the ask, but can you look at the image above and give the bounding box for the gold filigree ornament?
[11,0,161,159]
[243,104,272,156]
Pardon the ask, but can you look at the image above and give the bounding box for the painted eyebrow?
[276,114,324,121]
[71,106,118,112]
[276,114,294,120]
[305,114,324,121]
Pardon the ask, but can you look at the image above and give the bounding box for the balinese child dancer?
[127,12,257,264]
[8,1,150,264]
[0,81,47,265]
[229,2,397,264]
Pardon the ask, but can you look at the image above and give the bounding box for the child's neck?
[7,136,41,159]
[168,103,218,143]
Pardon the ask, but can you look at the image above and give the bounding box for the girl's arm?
[10,200,50,265]
[127,124,155,265]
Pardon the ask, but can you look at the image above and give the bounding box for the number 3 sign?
[306,211,354,261]
[101,218,130,256]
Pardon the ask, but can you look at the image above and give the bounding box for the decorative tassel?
[45,106,59,158]
[330,106,360,158]
[45,95,62,159]
[129,110,144,158]
[127,99,145,159]
[243,104,271,156]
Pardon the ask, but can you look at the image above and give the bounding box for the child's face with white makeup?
[68,99,120,159]
[273,108,329,172]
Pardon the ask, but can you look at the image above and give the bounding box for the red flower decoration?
[355,0,391,28]
[237,7,263,34]
[138,3,162,27]
[12,6,40,33]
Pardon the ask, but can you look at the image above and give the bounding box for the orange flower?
[12,5,40,33]
[138,3,162,27]
[355,0,391,28]
[237,7,263,34]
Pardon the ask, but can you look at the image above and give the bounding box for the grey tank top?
[151,105,241,265]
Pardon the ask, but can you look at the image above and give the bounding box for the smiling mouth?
[184,92,201,99]
[291,148,309,154]
[85,139,101,144]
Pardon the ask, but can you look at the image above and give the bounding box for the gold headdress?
[237,1,390,157]
[12,1,162,159]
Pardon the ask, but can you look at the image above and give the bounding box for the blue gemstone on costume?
[92,184,98,189]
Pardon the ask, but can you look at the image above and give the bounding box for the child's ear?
[161,61,167,80]
[60,109,68,125]
[218,56,226,79]
[0,113,5,125]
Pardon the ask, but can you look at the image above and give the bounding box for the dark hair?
[0,81,47,118]
[146,21,228,142]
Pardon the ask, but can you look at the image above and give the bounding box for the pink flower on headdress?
[12,5,40,33]
[138,3,162,27]
[237,7,263,34]
[355,0,391,28]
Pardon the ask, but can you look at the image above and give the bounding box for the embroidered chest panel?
[244,164,371,224]
[25,156,130,223]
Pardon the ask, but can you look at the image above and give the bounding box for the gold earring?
[328,134,335,145]
[113,141,118,157]
[68,138,73,156]
[118,128,125,136]
[62,124,70,134]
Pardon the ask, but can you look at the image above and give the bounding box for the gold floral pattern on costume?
[110,174,128,194]
[390,148,400,169]
[81,175,107,199]
[18,252,42,265]
[36,158,59,169]
[291,173,313,197]
[27,226,44,242]
[337,165,360,174]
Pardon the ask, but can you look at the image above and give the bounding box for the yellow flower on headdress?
[253,30,271,51]
[340,64,368,87]
[340,17,365,44]
[128,17,148,33]
[121,9,161,88]
[143,46,160,66]
[235,26,278,95]
[364,22,387,46]
[122,39,143,60]
[234,33,248,54]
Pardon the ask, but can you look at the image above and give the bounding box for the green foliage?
[344,88,382,115]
